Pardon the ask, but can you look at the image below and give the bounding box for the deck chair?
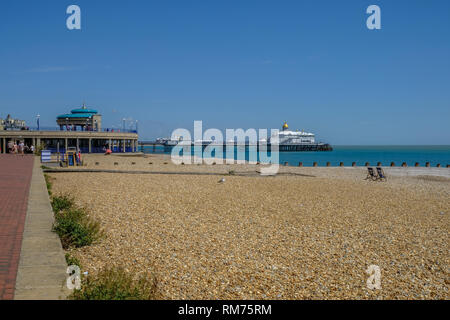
[376,167,387,181]
[365,167,377,180]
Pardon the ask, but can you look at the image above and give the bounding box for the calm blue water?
[140,145,450,167]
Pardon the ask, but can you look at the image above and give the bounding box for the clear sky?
[1,0,449,144]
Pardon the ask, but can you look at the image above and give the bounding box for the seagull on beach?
[218,178,226,183]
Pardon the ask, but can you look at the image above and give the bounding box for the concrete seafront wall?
[14,157,69,300]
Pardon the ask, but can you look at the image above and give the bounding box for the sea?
[140,145,450,167]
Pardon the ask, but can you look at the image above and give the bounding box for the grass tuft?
[65,253,82,269]
[51,194,103,249]
[35,143,45,155]
[44,173,53,196]
[53,207,103,249]
[51,194,75,213]
[69,267,158,300]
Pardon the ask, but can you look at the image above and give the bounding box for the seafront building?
[0,114,27,130]
[0,105,138,153]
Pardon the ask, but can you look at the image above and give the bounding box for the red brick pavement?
[0,155,34,300]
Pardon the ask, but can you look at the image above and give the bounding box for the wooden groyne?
[283,161,449,168]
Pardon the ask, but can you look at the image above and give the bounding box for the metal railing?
[12,127,138,133]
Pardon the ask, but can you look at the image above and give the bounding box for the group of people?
[6,141,34,154]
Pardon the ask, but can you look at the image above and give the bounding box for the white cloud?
[26,66,77,73]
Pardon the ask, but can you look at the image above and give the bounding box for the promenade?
[0,155,34,299]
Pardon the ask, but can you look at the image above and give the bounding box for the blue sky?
[0,0,449,144]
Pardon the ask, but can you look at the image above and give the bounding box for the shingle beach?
[48,154,449,299]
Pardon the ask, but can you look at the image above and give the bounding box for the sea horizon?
[141,144,450,167]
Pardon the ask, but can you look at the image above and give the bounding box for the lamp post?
[36,114,40,131]
[122,118,126,132]
[135,120,138,133]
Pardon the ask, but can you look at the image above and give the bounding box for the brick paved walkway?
[0,155,34,300]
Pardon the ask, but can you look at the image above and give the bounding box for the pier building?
[0,105,138,154]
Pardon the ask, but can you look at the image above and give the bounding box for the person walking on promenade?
[7,141,13,154]
[19,141,25,155]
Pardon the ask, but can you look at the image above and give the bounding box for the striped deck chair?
[365,167,377,180]
[376,167,387,181]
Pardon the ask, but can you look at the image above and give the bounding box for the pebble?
[49,153,450,300]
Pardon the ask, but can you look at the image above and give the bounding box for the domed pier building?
[56,104,102,131]
[0,104,138,154]
[266,121,332,151]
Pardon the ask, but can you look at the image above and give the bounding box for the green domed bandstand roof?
[70,107,98,114]
[57,113,94,119]
[57,105,99,119]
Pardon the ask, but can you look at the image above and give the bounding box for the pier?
[138,141,333,152]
